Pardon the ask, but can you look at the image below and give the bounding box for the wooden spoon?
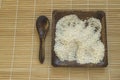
[36,16,49,64]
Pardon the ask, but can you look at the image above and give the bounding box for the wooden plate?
[51,10,108,67]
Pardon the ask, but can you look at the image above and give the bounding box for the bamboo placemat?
[0,0,120,80]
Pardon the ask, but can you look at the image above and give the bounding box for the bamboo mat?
[0,0,120,80]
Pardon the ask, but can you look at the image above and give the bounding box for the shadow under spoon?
[36,16,50,64]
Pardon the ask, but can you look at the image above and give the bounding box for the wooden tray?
[51,10,108,67]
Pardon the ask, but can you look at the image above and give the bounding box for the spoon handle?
[39,38,45,64]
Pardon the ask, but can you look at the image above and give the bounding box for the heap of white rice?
[54,14,105,64]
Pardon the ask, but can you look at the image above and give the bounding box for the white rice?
[54,14,105,64]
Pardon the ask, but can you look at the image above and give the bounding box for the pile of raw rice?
[54,14,104,64]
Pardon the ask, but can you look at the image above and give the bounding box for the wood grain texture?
[0,0,120,80]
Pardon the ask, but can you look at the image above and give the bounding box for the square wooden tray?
[51,10,108,67]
